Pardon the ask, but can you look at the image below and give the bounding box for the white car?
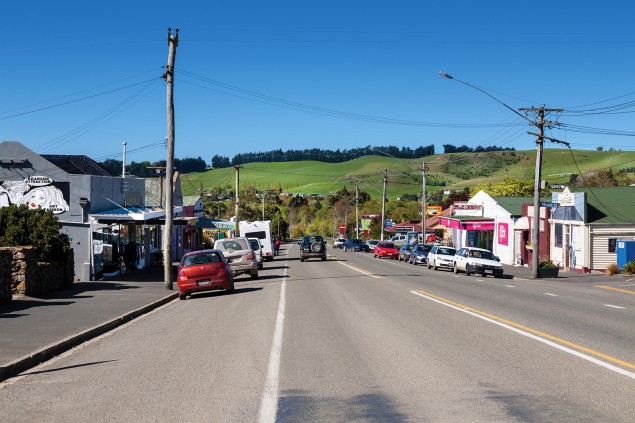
[333,237,346,249]
[453,247,503,278]
[427,245,456,271]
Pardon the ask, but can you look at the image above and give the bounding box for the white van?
[239,220,275,261]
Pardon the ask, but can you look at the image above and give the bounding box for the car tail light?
[246,252,255,260]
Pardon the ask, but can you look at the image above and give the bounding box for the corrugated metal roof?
[41,155,117,176]
[570,187,635,224]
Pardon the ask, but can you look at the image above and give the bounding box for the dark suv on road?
[299,235,327,262]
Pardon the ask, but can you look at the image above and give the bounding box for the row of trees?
[212,145,436,168]
[101,157,207,177]
[442,145,515,154]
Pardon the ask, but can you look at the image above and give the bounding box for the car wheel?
[433,262,438,271]
[465,265,471,276]
[251,271,259,280]
[258,263,264,270]
[179,293,187,300]
[427,260,431,269]
[311,242,322,253]
[322,256,326,261]
[481,273,487,277]
[300,257,305,262]
[453,263,459,274]
[227,280,235,293]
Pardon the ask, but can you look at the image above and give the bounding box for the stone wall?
[0,247,74,301]
[0,250,11,305]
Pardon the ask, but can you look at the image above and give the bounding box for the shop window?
[608,238,617,253]
[554,223,563,248]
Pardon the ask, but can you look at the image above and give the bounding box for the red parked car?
[373,241,399,259]
[177,249,234,300]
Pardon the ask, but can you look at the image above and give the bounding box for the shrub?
[0,205,71,262]
[606,263,619,275]
[623,261,635,275]
[539,259,557,268]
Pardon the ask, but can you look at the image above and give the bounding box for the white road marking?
[505,285,516,288]
[544,293,558,297]
[410,290,635,380]
[258,257,288,423]
[605,304,625,309]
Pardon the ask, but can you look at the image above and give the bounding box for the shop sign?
[498,222,509,246]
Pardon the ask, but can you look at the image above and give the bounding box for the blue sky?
[3,1,634,165]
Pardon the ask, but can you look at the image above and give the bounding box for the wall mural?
[0,176,70,214]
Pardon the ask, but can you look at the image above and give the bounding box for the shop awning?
[90,205,182,224]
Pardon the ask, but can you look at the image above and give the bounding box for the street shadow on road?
[188,287,263,300]
[19,360,117,377]
[276,391,408,423]
[0,299,75,316]
[263,265,290,270]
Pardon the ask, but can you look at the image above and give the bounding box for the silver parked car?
[426,245,456,271]
[214,237,259,279]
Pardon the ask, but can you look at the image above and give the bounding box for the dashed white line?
[605,304,625,310]
[505,285,516,288]
[544,293,558,297]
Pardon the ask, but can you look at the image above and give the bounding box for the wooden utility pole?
[421,160,428,242]
[163,28,178,290]
[355,185,359,239]
[381,169,387,241]
[234,165,241,236]
[519,106,564,278]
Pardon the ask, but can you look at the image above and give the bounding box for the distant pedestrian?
[124,241,138,271]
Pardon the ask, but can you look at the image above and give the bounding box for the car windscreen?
[415,245,432,252]
[437,247,456,255]
[469,250,496,260]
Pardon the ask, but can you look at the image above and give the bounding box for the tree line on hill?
[211,144,514,168]
[99,144,515,176]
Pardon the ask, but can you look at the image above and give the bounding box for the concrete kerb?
[0,292,178,383]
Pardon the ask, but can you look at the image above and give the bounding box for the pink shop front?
[438,216,496,251]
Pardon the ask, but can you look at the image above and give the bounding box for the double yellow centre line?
[411,289,635,379]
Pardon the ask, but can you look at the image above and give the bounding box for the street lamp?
[438,71,543,278]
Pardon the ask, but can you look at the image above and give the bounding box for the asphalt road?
[1,245,633,422]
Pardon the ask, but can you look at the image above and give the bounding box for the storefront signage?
[26,176,53,186]
[498,222,509,246]
[426,206,442,216]
[453,203,482,210]
[0,177,69,214]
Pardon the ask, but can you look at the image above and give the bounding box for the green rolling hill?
[180,149,635,199]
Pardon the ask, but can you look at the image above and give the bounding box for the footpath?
[0,259,621,382]
[0,266,177,382]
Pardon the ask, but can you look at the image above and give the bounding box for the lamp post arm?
[438,71,534,125]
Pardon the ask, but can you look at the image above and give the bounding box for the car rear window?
[183,252,221,266]
[216,239,249,251]
[378,242,395,248]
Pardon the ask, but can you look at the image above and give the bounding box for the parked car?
[299,235,327,261]
[333,237,347,249]
[342,238,370,252]
[409,243,433,265]
[366,239,380,250]
[248,238,264,270]
[426,245,457,271]
[453,247,503,277]
[374,241,399,259]
[390,234,408,248]
[177,249,234,300]
[214,237,259,279]
[398,244,414,261]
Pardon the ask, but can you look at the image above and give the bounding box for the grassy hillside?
[180,149,635,198]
